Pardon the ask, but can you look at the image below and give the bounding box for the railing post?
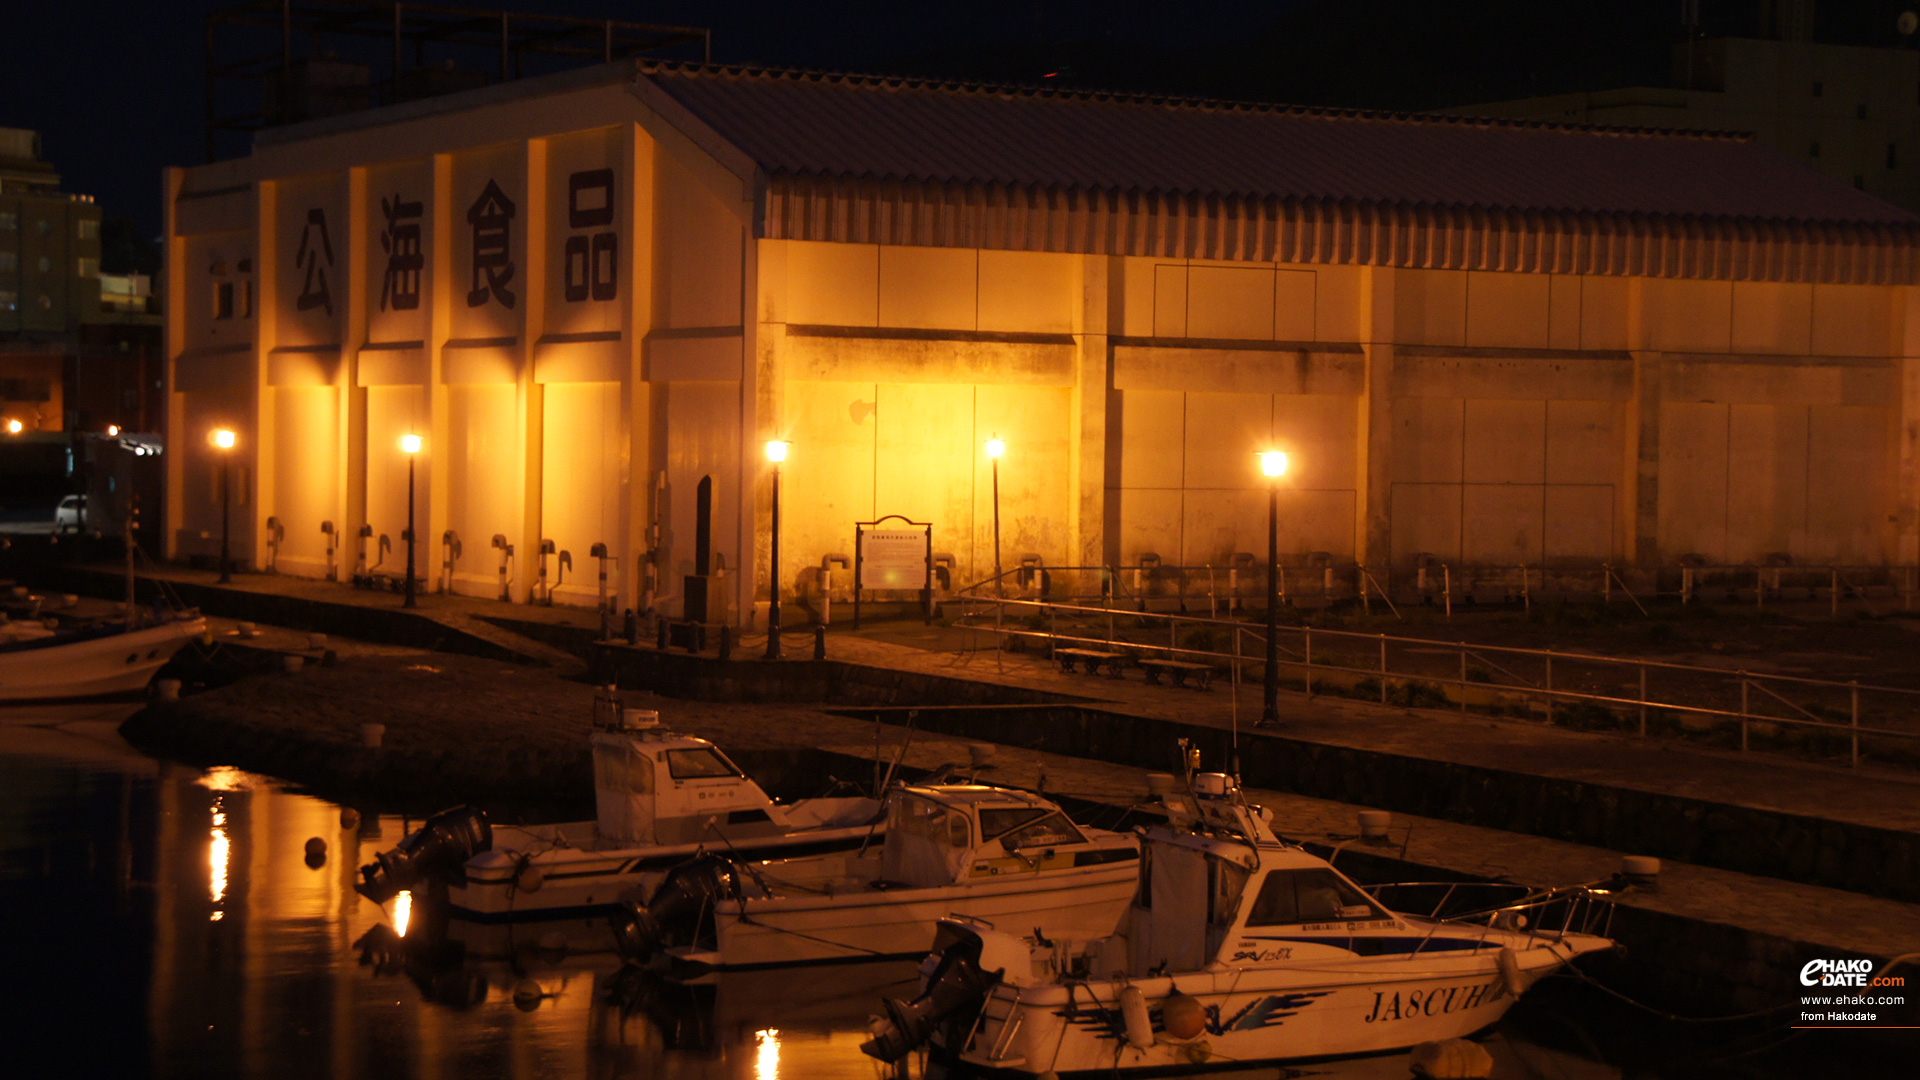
[1379,634,1388,703]
[1603,563,1611,605]
[1459,646,1468,714]
[1739,673,1749,752]
[1443,565,1451,620]
[1638,664,1647,738]
[1544,654,1553,725]
[1851,681,1860,768]
[1304,625,1313,700]
[1682,567,1692,604]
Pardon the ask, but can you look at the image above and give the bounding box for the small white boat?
[356,693,883,952]
[611,783,1140,970]
[0,613,206,702]
[864,768,1615,1076]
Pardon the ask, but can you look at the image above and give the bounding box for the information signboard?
[854,515,933,627]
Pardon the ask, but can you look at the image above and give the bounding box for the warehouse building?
[165,60,1920,621]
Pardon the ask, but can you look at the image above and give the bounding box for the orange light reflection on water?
[208,800,228,921]
[392,890,412,937]
[755,1028,780,1080]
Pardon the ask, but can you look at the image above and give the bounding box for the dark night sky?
[4,1,1917,252]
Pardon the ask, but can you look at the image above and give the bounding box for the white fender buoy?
[1409,1037,1494,1078]
[1497,947,1524,997]
[1119,985,1153,1049]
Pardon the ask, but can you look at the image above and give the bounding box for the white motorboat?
[0,612,206,702]
[611,783,1141,970]
[864,768,1615,1076]
[355,692,882,952]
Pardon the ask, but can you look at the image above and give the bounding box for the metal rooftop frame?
[205,0,710,160]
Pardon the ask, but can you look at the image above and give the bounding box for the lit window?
[0,212,16,231]
[36,256,50,273]
[0,252,14,271]
[77,257,98,278]
[77,219,98,240]
[0,289,16,311]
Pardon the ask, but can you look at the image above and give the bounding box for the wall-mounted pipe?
[535,538,556,605]
[264,516,284,573]
[817,552,851,624]
[320,520,337,581]
[491,534,514,601]
[441,530,462,594]
[554,549,572,605]
[354,524,373,578]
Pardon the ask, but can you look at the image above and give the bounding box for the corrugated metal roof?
[641,64,1913,228]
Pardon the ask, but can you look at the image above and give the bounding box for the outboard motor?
[861,930,999,1063]
[609,853,740,963]
[355,806,492,905]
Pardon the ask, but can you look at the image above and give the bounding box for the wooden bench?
[1056,647,1126,677]
[1139,658,1213,690]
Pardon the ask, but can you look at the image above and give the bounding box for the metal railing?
[942,560,1920,621]
[954,596,1920,767]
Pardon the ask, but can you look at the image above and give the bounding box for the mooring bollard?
[814,624,827,660]
[281,654,304,674]
[718,625,733,660]
[360,723,385,748]
[624,607,639,645]
[156,678,181,703]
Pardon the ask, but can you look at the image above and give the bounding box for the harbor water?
[0,706,1902,1079]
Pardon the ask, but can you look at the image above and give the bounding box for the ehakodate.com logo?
[1802,959,1875,987]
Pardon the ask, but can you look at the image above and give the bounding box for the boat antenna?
[876,709,918,795]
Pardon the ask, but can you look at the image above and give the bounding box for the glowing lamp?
[1258,451,1288,478]
[765,440,790,464]
[107,424,120,437]
[5,419,20,435]
[212,428,236,450]
[984,436,1005,459]
[399,433,423,455]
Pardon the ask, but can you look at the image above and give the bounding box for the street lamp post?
[985,436,1005,596]
[400,434,423,608]
[1257,450,1289,727]
[764,440,789,659]
[213,429,237,583]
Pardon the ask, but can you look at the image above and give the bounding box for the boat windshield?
[665,748,741,780]
[997,811,1084,850]
[978,806,1050,839]
[1244,868,1386,925]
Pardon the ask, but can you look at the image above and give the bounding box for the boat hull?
[445,823,881,950]
[0,618,204,702]
[705,861,1140,968]
[953,937,1607,1076]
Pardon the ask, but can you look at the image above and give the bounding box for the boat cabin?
[880,785,1136,889]
[590,714,783,845]
[1130,775,1411,974]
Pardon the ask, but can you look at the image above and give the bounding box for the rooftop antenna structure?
[202,1,711,162]
[1901,11,1919,44]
